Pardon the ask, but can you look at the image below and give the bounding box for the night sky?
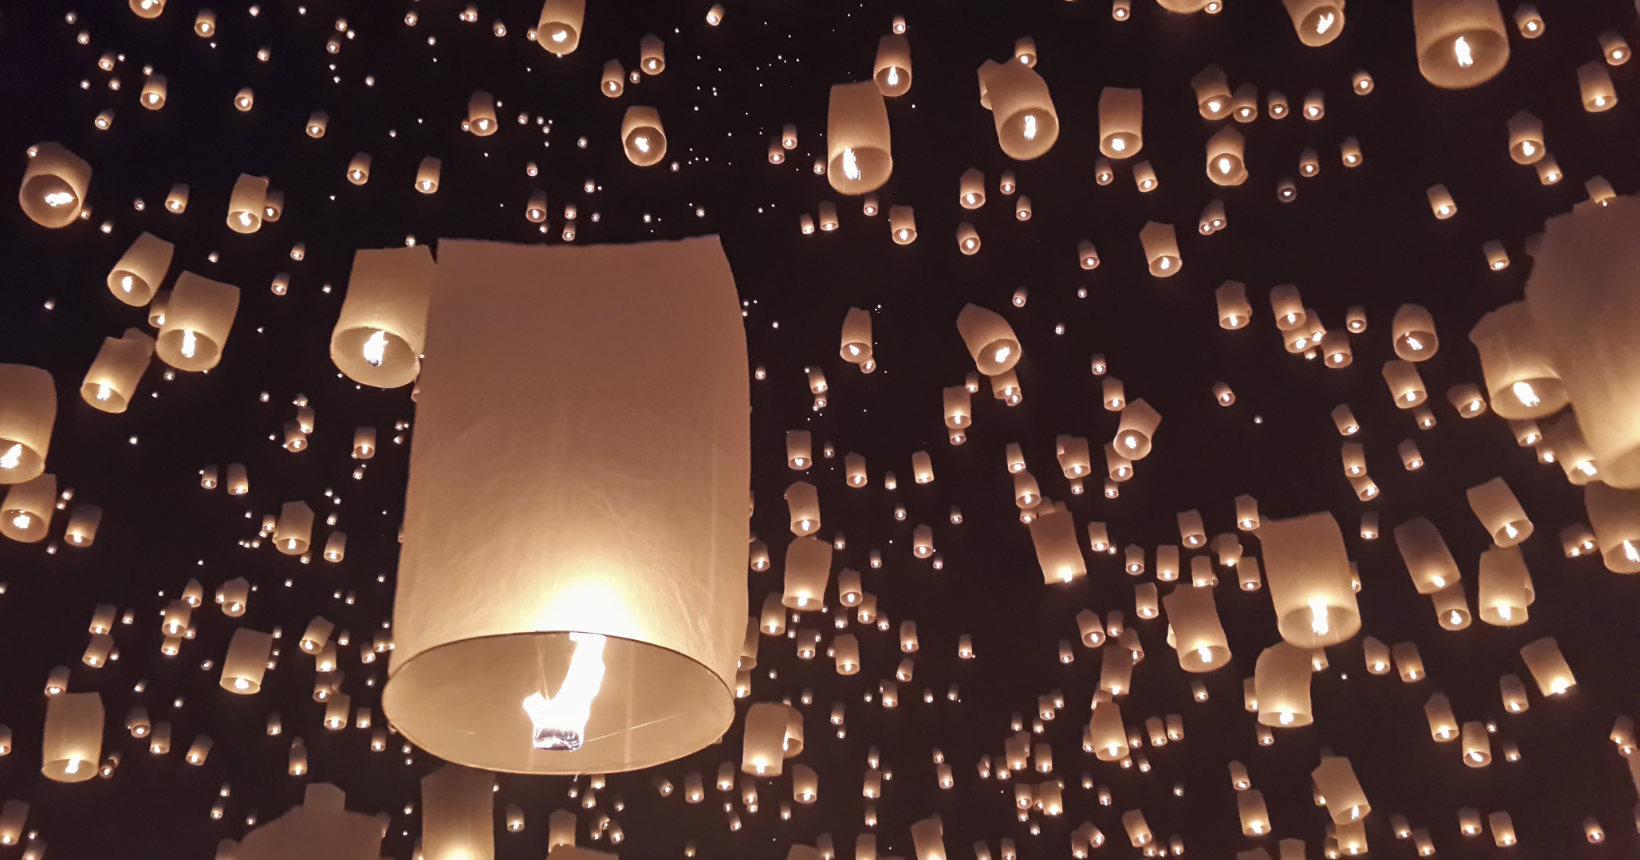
[2,0,1640,858]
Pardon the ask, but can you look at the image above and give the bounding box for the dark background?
[1,0,1639,857]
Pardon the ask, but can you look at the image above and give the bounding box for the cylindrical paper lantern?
[537,0,585,55]
[1520,636,1575,695]
[1579,61,1617,111]
[1098,88,1142,159]
[1413,0,1510,89]
[42,692,103,782]
[1284,0,1344,45]
[19,143,91,228]
[332,246,434,389]
[421,764,495,860]
[874,35,912,97]
[107,232,174,306]
[81,328,154,413]
[1468,301,1564,419]
[1586,483,1640,573]
[621,106,667,166]
[1191,65,1231,118]
[156,273,239,372]
[1217,282,1251,329]
[1259,512,1360,647]
[982,61,1058,160]
[639,34,665,74]
[956,304,1021,375]
[1256,642,1312,726]
[1205,127,1247,186]
[888,205,917,244]
[0,365,54,485]
[1139,222,1180,277]
[1466,477,1531,546]
[467,91,497,135]
[1478,546,1533,626]
[1114,400,1161,459]
[1164,586,1229,671]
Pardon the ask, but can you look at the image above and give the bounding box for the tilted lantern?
[1466,477,1531,546]
[537,0,585,55]
[0,365,55,485]
[107,232,173,306]
[1467,301,1564,419]
[1164,586,1230,672]
[980,61,1058,160]
[19,143,91,228]
[1114,400,1161,460]
[156,273,239,372]
[331,246,434,389]
[81,329,154,413]
[1205,127,1247,186]
[1029,504,1086,584]
[956,304,1022,375]
[383,238,748,774]
[1579,62,1617,111]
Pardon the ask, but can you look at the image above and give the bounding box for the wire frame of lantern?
[874,35,912,97]
[1098,87,1142,159]
[19,143,91,228]
[981,60,1058,160]
[536,0,584,54]
[1412,0,1511,89]
[1284,0,1345,45]
[620,106,667,167]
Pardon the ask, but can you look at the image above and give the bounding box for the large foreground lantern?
[827,82,893,195]
[1525,196,1640,488]
[331,246,434,389]
[383,237,749,774]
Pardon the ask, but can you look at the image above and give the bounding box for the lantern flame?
[1453,36,1474,68]
[841,147,861,182]
[1022,114,1038,141]
[179,329,198,359]
[44,191,74,207]
[1308,599,1330,636]
[522,632,609,752]
[1315,12,1335,34]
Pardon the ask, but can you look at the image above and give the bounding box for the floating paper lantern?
[1506,111,1543,164]
[155,272,239,372]
[1579,61,1617,111]
[1191,65,1231,119]
[786,483,822,538]
[1215,282,1252,330]
[0,365,54,486]
[1382,360,1427,408]
[1586,483,1640,573]
[1468,301,1564,419]
[1478,546,1533,626]
[1029,504,1086,583]
[224,173,269,234]
[1199,199,1227,235]
[613,107,667,167]
[422,764,494,860]
[888,205,917,244]
[638,34,666,73]
[1205,128,1247,186]
[414,158,441,193]
[1426,184,1457,220]
[1164,586,1230,671]
[874,36,912,97]
[19,143,90,228]
[465,91,498,136]
[1312,756,1369,824]
[0,474,54,542]
[1284,0,1345,45]
[346,152,371,185]
[742,702,801,776]
[1139,222,1180,277]
[1520,636,1575,695]
[537,0,584,54]
[273,501,313,556]
[1259,512,1360,647]
[80,328,154,413]
[956,304,1021,375]
[331,246,433,389]
[1132,161,1158,193]
[981,61,1058,160]
[1413,0,1510,88]
[140,74,167,109]
[1255,642,1312,727]
[1466,478,1531,546]
[1301,90,1325,119]
[42,692,103,782]
[1114,400,1161,459]
[1098,88,1142,159]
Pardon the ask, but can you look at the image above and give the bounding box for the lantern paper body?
[1520,636,1575,695]
[222,629,274,694]
[107,232,174,307]
[1413,0,1510,89]
[874,36,912,97]
[1139,223,1181,277]
[0,364,54,484]
[237,784,385,860]
[1312,756,1370,824]
[956,304,1022,376]
[1029,505,1087,584]
[80,329,154,414]
[1466,477,1531,546]
[42,692,103,782]
[1164,586,1230,671]
[156,273,240,372]
[332,246,434,389]
[1586,483,1640,573]
[1,473,55,543]
[1098,88,1142,159]
[783,536,833,610]
[621,107,668,167]
[537,0,584,55]
[982,61,1058,160]
[1258,512,1361,647]
[19,143,91,228]
[383,237,747,775]
[827,83,892,195]
[1468,301,1565,419]
[1284,0,1345,46]
[1524,197,1640,488]
[1478,546,1533,626]
[1256,642,1313,727]
[421,764,494,860]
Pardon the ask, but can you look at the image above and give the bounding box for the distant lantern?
[331,245,434,389]
[1199,199,1227,235]
[981,61,1058,160]
[1483,240,1510,270]
[414,157,441,193]
[1164,586,1230,672]
[1341,137,1363,166]
[42,692,103,783]
[1270,286,1305,330]
[467,91,497,135]
[346,152,372,185]
[1301,90,1325,119]
[1321,331,1352,367]
[1601,30,1630,65]
[742,702,801,776]
[221,629,273,694]
[1579,62,1618,111]
[1352,70,1374,94]
[1514,4,1543,36]
[1412,0,1510,89]
[1525,197,1640,487]
[1284,0,1345,45]
[1426,185,1457,220]
[155,273,240,373]
[81,328,155,413]
[1520,636,1575,695]
[537,0,585,54]
[306,110,329,137]
[1466,478,1531,546]
[638,34,666,73]
[226,174,269,233]
[1259,512,1360,648]
[957,223,981,255]
[1217,281,1251,329]
[888,206,917,244]
[382,238,748,774]
[19,143,91,228]
[140,74,168,108]
[1506,111,1543,164]
[1139,222,1181,277]
[600,60,626,97]
[1132,161,1158,192]
[874,35,912,97]
[787,432,812,470]
[131,0,165,17]
[1587,176,1617,207]
[166,184,190,213]
[621,106,667,166]
[956,304,1022,375]
[1191,65,1231,119]
[1077,240,1100,270]
[1098,88,1143,159]
[1205,127,1247,186]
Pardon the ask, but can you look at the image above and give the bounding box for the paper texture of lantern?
[1578,61,1617,111]
[1394,516,1460,593]
[383,238,747,775]
[107,232,174,307]
[785,481,821,536]
[1256,642,1313,726]
[1586,483,1640,573]
[1191,65,1231,118]
[1466,477,1532,546]
[1,474,55,542]
[1381,360,1427,408]
[956,304,1022,376]
[0,365,53,486]
[1259,512,1360,647]
[537,0,585,54]
[1139,222,1180,276]
[421,764,494,860]
[1206,127,1247,185]
[639,34,666,73]
[888,205,917,244]
[982,61,1058,160]
[19,142,91,228]
[156,273,239,372]
[1312,756,1369,824]
[1164,586,1230,671]
[1520,636,1575,695]
[621,106,668,166]
[742,702,802,776]
[466,91,497,136]
[1098,88,1142,159]
[1114,399,1161,459]
[1525,197,1640,487]
[77,328,153,414]
[874,35,912,97]
[1413,0,1510,88]
[1478,546,1533,626]
[783,536,832,610]
[331,246,433,389]
[1283,0,1344,44]
[42,691,103,782]
[224,173,269,234]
